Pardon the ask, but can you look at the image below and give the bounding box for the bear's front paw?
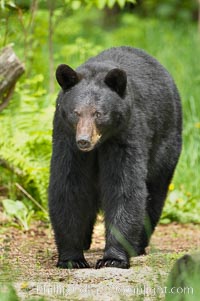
[57,258,90,269]
[95,258,130,269]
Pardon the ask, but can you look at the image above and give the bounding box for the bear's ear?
[56,64,80,90]
[104,68,127,97]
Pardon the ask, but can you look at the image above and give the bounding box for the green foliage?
[0,75,53,206]
[64,0,136,10]
[0,1,16,10]
[138,0,198,21]
[0,284,46,301]
[94,0,136,9]
[161,189,200,224]
[2,199,34,230]
[0,285,19,301]
[166,254,200,301]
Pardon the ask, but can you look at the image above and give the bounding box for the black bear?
[49,46,182,269]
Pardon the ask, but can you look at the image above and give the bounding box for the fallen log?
[0,45,25,112]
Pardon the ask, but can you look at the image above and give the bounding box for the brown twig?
[15,182,48,214]
[17,0,38,64]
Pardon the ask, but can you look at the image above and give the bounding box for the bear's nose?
[77,138,91,150]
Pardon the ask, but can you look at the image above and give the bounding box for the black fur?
[49,46,182,269]
[104,68,127,97]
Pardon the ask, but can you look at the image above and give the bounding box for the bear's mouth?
[76,120,102,152]
[77,144,95,152]
[76,134,102,152]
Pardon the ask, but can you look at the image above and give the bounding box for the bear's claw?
[95,258,130,269]
[57,259,90,269]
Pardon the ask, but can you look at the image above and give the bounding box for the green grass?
[0,8,200,223]
[0,284,46,301]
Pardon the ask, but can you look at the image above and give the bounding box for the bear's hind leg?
[138,169,175,254]
[139,132,182,254]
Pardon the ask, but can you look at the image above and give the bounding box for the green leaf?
[2,199,31,230]
[128,0,136,4]
[2,199,27,216]
[96,0,107,10]
[0,0,5,9]
[117,0,136,8]
[160,218,171,224]
[71,0,81,10]
[117,0,125,8]
[107,0,116,9]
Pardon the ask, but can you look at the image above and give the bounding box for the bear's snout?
[76,117,101,151]
[76,136,91,150]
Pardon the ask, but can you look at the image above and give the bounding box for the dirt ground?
[0,218,199,301]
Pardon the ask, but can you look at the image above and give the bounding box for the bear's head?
[56,64,130,152]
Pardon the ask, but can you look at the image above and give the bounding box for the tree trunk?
[48,0,55,94]
[198,0,200,34]
[0,45,25,112]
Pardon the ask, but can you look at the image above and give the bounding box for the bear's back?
[80,46,175,97]
[84,46,169,79]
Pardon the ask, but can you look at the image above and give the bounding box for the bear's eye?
[73,110,80,117]
[95,111,101,118]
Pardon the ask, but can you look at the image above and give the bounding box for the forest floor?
[0,216,199,301]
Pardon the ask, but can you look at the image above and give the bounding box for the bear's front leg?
[49,200,90,269]
[49,180,91,268]
[96,144,147,269]
[49,140,98,269]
